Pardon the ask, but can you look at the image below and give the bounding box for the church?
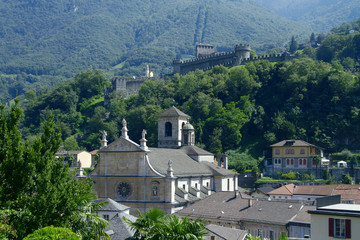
[90,106,238,214]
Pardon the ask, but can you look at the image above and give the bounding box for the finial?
[121,118,129,139]
[100,130,108,149]
[142,129,147,139]
[140,129,148,150]
[167,160,174,177]
[77,160,83,176]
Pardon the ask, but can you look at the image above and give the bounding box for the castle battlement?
[173,44,294,75]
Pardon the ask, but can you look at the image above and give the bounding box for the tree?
[0,100,109,239]
[313,155,321,178]
[24,226,81,240]
[342,173,353,184]
[289,36,298,54]
[310,32,316,42]
[125,208,206,240]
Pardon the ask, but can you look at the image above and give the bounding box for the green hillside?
[0,0,310,102]
[254,0,360,32]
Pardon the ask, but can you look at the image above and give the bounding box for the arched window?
[165,122,172,136]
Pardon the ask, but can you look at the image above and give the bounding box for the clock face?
[117,182,131,199]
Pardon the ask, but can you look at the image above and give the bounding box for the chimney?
[248,199,254,207]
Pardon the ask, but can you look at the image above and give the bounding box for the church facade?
[90,106,238,214]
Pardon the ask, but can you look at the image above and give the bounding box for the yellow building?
[265,140,324,176]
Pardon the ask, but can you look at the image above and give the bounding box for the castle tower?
[158,106,190,148]
[234,44,251,65]
[196,43,215,58]
[182,122,195,146]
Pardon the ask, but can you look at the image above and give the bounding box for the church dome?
[182,122,194,130]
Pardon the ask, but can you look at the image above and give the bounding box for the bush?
[24,226,82,240]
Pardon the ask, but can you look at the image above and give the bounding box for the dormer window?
[165,122,172,137]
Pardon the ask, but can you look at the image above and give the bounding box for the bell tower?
[158,106,190,148]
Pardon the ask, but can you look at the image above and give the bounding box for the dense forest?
[17,16,360,172]
[3,0,359,102]
[254,0,360,32]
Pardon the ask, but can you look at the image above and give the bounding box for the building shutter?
[329,218,334,237]
[345,219,351,238]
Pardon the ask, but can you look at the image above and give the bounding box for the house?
[89,106,238,215]
[96,198,137,240]
[177,191,311,240]
[309,195,360,239]
[288,205,314,239]
[268,184,360,204]
[205,224,247,240]
[265,140,324,176]
[267,184,296,200]
[251,185,277,199]
[55,150,92,168]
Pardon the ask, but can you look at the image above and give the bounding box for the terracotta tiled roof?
[268,184,295,196]
[294,185,335,196]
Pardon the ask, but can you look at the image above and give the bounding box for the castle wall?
[173,44,294,75]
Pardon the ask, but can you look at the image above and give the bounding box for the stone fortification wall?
[104,76,151,105]
[196,44,216,58]
[112,77,148,96]
[173,51,235,75]
[173,44,293,75]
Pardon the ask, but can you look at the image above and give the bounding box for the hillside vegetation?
[0,0,312,102]
[254,0,360,32]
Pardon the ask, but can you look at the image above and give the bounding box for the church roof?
[157,106,190,118]
[179,145,213,156]
[147,148,236,177]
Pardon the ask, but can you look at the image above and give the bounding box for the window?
[300,148,305,154]
[274,159,281,165]
[299,159,302,165]
[287,159,294,165]
[285,149,295,154]
[183,184,186,190]
[103,214,109,221]
[269,230,274,240]
[329,218,351,238]
[227,179,230,191]
[165,122,172,136]
[195,183,198,189]
[257,229,262,238]
[206,182,209,187]
[275,149,280,155]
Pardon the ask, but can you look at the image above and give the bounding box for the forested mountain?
[0,0,312,102]
[15,16,360,172]
[254,0,360,32]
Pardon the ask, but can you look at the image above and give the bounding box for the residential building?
[309,195,360,239]
[205,224,247,240]
[96,198,137,240]
[265,140,325,176]
[268,184,360,204]
[177,191,311,240]
[55,150,92,168]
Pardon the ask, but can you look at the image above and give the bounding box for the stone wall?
[173,44,293,75]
